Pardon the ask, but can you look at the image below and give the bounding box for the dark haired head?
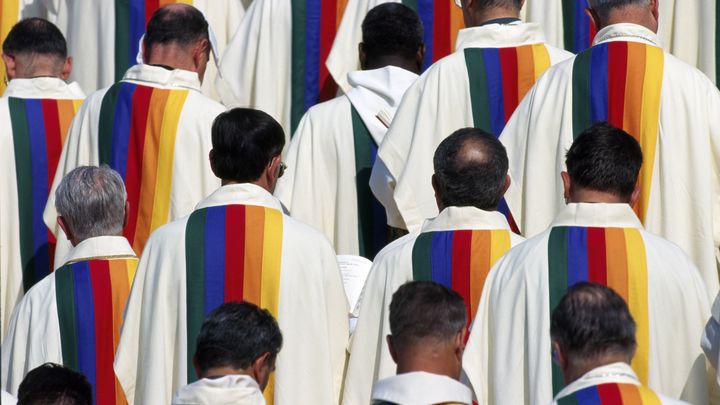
[564,122,643,202]
[460,0,523,27]
[17,363,92,405]
[360,3,424,70]
[433,128,509,211]
[194,302,282,389]
[551,283,636,379]
[144,4,209,55]
[210,108,286,184]
[2,18,69,79]
[389,281,467,348]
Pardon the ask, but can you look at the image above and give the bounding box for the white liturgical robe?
[499,23,720,294]
[275,66,418,257]
[370,372,473,405]
[0,77,85,341]
[114,183,348,405]
[703,294,720,387]
[172,375,266,405]
[43,64,225,262]
[1,236,137,396]
[463,203,715,405]
[343,206,524,405]
[549,363,689,405]
[370,22,573,232]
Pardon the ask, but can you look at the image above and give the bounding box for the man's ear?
[629,185,641,208]
[552,341,566,370]
[358,43,367,70]
[502,175,511,196]
[416,45,425,71]
[57,216,74,244]
[60,56,72,81]
[192,355,202,380]
[431,174,445,212]
[141,40,149,64]
[386,335,398,364]
[252,352,275,391]
[454,329,466,362]
[123,200,130,229]
[585,7,601,32]
[2,54,16,80]
[561,171,572,203]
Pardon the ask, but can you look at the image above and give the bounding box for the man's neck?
[563,356,631,385]
[394,346,460,380]
[570,190,629,204]
[363,57,421,75]
[200,366,253,380]
[598,7,658,33]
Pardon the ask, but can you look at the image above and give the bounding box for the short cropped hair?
[551,283,636,364]
[210,108,286,183]
[17,363,92,405]
[194,302,283,374]
[2,18,67,59]
[54,166,127,242]
[433,128,509,210]
[144,5,209,53]
[565,122,643,200]
[587,0,651,19]
[362,3,423,61]
[389,281,467,347]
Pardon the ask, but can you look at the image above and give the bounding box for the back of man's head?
[2,18,68,78]
[194,302,283,387]
[461,0,523,27]
[17,363,92,405]
[587,0,652,20]
[565,122,643,202]
[210,108,286,184]
[361,3,423,69]
[433,128,509,211]
[551,283,637,381]
[55,166,127,244]
[144,4,209,58]
[389,281,467,351]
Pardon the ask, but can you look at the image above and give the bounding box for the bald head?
[432,128,509,211]
[586,0,658,32]
[142,4,211,80]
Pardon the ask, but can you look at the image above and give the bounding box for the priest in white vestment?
[499,0,720,294]
[548,283,689,405]
[172,301,282,405]
[0,18,85,340]
[44,4,225,263]
[367,281,473,405]
[45,0,246,98]
[114,108,348,405]
[463,125,715,405]
[275,3,422,258]
[370,0,573,232]
[2,166,137,405]
[217,0,345,137]
[344,128,524,405]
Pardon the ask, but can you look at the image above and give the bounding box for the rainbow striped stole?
[411,230,511,324]
[402,0,464,69]
[98,82,189,255]
[548,227,650,395]
[571,42,664,223]
[55,258,138,405]
[290,0,348,132]
[557,383,662,405]
[561,0,597,53]
[8,97,83,291]
[114,0,192,81]
[351,106,388,259]
[185,204,283,403]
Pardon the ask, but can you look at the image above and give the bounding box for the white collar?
[122,64,202,91]
[593,23,662,48]
[554,363,640,401]
[371,371,473,405]
[172,374,265,405]
[551,203,643,229]
[196,184,283,212]
[421,206,513,233]
[455,22,547,51]
[61,236,136,266]
[3,77,85,99]
[345,66,419,145]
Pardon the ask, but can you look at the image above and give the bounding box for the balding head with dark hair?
[586,0,659,33]
[141,4,211,82]
[2,18,72,80]
[432,128,510,212]
[551,282,637,384]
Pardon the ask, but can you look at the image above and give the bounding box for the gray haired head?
[55,166,127,243]
[587,0,651,19]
